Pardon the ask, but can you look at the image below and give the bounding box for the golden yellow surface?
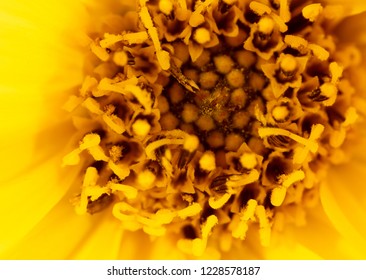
[0,0,366,260]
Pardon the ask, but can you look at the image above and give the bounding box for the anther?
[302,4,323,22]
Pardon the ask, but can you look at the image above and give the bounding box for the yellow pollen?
[137,170,156,189]
[272,105,290,121]
[193,27,211,45]
[258,17,275,35]
[239,152,257,169]
[199,151,216,171]
[280,54,297,73]
[159,0,173,15]
[109,145,122,162]
[113,51,128,66]
[132,119,151,137]
[183,134,200,152]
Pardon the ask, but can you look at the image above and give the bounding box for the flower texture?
[1,0,366,259]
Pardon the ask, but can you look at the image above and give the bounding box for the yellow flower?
[1,0,366,259]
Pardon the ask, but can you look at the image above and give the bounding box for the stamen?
[302,4,323,22]
[146,138,185,160]
[90,41,110,62]
[62,133,106,166]
[209,193,232,209]
[255,205,271,247]
[226,170,260,188]
[192,214,218,256]
[178,203,202,219]
[138,0,170,70]
[258,125,324,154]
[231,199,257,240]
[309,43,329,61]
[65,0,363,256]
[271,170,305,206]
[109,183,138,200]
[249,1,272,16]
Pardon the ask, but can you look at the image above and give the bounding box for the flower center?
[63,0,361,257]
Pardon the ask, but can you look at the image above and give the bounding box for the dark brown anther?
[309,88,329,102]
[178,149,194,169]
[267,135,293,148]
[126,51,135,65]
[169,60,200,94]
[87,193,114,214]
[210,175,231,194]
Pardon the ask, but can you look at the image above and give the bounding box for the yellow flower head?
[1,0,366,259]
